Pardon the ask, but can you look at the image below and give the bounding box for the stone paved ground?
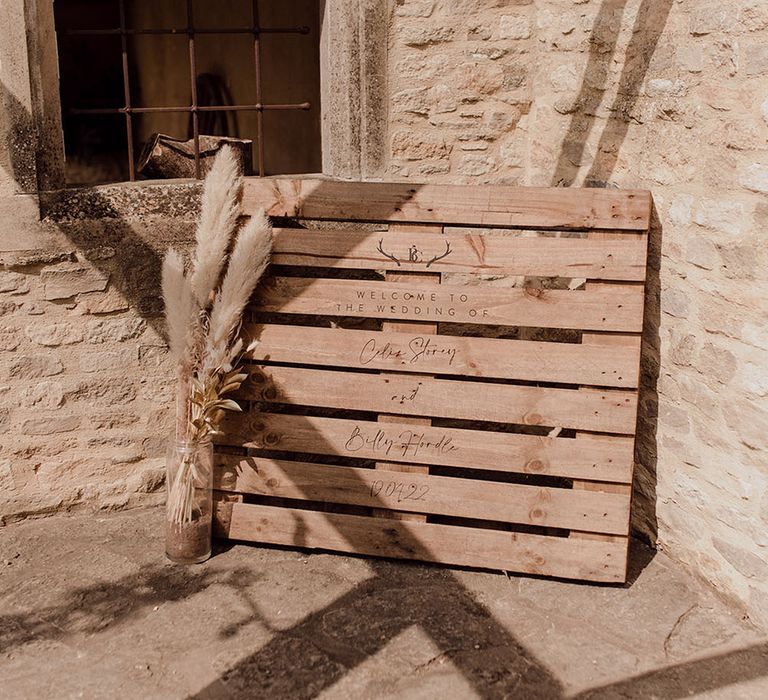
[2,507,768,699]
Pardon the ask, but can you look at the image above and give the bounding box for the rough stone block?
[693,199,747,236]
[740,164,768,194]
[391,130,451,161]
[743,42,768,76]
[41,264,109,301]
[394,0,435,18]
[0,272,30,295]
[0,327,21,351]
[401,24,453,46]
[714,538,768,580]
[25,322,83,347]
[90,411,140,430]
[685,236,718,270]
[392,88,429,116]
[498,14,532,40]
[20,381,65,409]
[661,288,690,319]
[86,318,146,344]
[79,287,129,315]
[67,378,137,406]
[741,3,768,32]
[8,355,64,379]
[689,6,735,35]
[455,62,505,95]
[698,343,737,384]
[21,415,80,435]
[457,154,497,176]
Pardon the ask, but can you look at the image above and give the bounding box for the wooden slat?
[247,324,641,389]
[218,413,635,483]
[254,277,645,332]
[270,228,648,280]
[243,178,652,231]
[214,501,629,582]
[243,365,638,435]
[213,456,631,535]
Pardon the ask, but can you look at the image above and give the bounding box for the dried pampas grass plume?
[162,146,273,527]
[207,209,272,362]
[161,248,194,361]
[189,145,242,307]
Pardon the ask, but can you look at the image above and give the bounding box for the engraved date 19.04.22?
[369,479,429,503]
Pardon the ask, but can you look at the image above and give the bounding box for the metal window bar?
[66,0,311,179]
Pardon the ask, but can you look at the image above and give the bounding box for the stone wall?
[0,185,196,521]
[2,0,768,629]
[387,0,768,626]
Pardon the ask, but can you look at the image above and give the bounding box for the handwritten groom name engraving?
[344,425,458,460]
[369,479,430,502]
[359,336,457,367]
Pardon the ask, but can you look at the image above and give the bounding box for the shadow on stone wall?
[551,0,674,188]
[0,75,38,193]
[547,0,670,545]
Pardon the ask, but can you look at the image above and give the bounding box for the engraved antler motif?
[426,240,452,268]
[376,238,401,266]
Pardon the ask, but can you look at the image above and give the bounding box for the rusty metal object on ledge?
[137,134,253,180]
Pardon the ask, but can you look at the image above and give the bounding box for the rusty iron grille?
[66,0,311,180]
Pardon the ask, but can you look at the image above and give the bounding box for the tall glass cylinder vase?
[165,438,213,564]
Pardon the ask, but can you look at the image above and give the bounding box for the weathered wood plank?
[246,324,641,389]
[242,178,652,231]
[213,501,629,582]
[270,228,648,280]
[254,277,645,332]
[218,413,635,483]
[243,365,638,435]
[213,456,632,535]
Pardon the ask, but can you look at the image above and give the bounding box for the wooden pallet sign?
[213,178,652,584]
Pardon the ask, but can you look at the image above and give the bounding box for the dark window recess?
[54,0,321,185]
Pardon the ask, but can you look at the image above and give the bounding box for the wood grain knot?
[524,412,543,425]
[261,385,278,401]
[524,285,544,298]
[526,458,545,472]
[263,432,280,447]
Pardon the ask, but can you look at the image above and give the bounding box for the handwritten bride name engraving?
[344,425,458,460]
[359,336,457,367]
